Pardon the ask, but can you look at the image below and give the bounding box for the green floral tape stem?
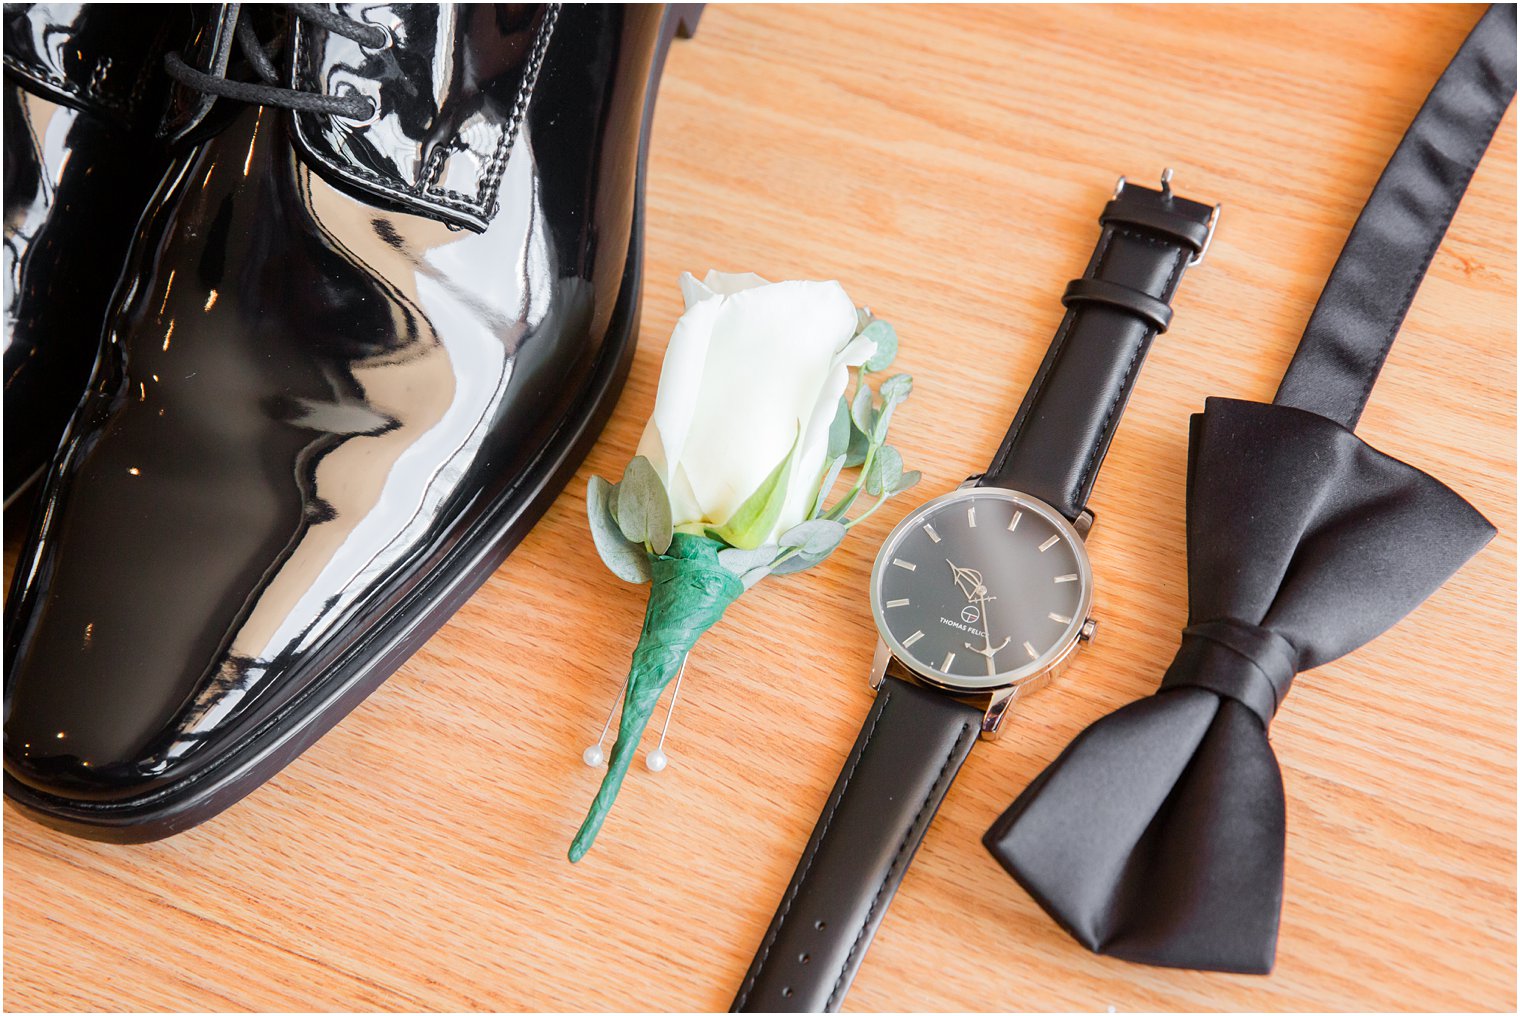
[569,534,742,862]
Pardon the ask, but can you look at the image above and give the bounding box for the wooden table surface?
[5,4,1515,1011]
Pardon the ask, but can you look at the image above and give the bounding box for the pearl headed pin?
[582,673,630,768]
[581,654,690,773]
[646,655,689,773]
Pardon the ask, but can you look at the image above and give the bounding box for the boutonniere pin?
[569,271,922,860]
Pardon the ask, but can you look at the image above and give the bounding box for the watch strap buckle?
[1112,168,1221,266]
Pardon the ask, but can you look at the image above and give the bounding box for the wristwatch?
[731,170,1219,1012]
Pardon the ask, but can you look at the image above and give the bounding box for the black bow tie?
[983,397,1494,974]
[983,4,1512,975]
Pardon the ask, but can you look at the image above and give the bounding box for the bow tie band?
[1163,619,1297,726]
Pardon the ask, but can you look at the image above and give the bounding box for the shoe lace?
[164,4,385,120]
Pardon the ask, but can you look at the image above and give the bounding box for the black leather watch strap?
[980,177,1216,519]
[732,676,981,1013]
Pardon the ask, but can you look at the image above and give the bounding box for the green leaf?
[811,453,847,517]
[860,320,898,373]
[770,546,836,575]
[879,372,912,407]
[891,469,923,495]
[827,397,852,460]
[844,421,870,468]
[850,383,875,438]
[717,544,780,578]
[711,435,798,550]
[615,456,673,554]
[873,373,914,443]
[779,518,847,556]
[587,477,651,583]
[856,307,876,334]
[866,445,903,497]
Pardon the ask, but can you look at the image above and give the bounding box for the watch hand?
[976,593,1009,675]
[964,639,1011,658]
[947,559,986,600]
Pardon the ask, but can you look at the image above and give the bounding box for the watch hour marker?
[923,523,941,543]
[1049,612,1072,624]
[1023,641,1039,660]
[1039,534,1060,552]
[1055,573,1078,583]
[886,598,910,608]
[940,651,956,672]
[903,630,925,648]
[893,558,917,571]
[967,506,977,527]
[1007,510,1022,532]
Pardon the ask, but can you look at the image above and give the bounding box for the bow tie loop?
[1161,619,1298,727]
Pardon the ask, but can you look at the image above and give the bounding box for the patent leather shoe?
[4,2,699,839]
[3,4,190,506]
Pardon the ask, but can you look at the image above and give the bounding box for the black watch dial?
[869,487,1092,691]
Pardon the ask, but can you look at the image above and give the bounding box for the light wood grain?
[5,4,1514,1011]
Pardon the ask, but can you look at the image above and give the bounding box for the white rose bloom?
[636,270,875,549]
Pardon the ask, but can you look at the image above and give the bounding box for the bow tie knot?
[1161,619,1298,726]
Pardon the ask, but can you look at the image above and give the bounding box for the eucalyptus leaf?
[879,372,912,407]
[891,469,923,495]
[587,476,651,583]
[844,421,870,468]
[770,546,836,575]
[615,456,673,554]
[850,383,875,438]
[860,320,898,373]
[827,397,852,460]
[717,544,781,577]
[711,434,797,550]
[855,307,875,334]
[811,453,847,517]
[873,373,914,442]
[866,445,903,497]
[779,518,847,556]
[878,445,905,491]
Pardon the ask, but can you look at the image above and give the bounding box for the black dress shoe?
[4,2,699,840]
[2,4,188,506]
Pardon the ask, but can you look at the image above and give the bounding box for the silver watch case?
[866,483,1096,737]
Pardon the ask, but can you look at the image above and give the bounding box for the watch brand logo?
[938,615,985,637]
[961,604,980,624]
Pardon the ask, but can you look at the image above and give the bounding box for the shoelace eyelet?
[359,21,394,51]
[335,87,381,126]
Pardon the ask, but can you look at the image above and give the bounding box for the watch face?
[869,487,1093,691]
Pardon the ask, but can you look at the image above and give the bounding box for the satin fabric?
[984,398,1495,973]
[1275,3,1518,429]
[984,3,1513,975]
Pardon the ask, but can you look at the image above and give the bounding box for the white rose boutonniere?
[571,271,921,861]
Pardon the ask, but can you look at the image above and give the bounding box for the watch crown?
[1079,617,1098,643]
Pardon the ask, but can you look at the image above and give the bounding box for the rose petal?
[638,292,726,509]
[776,361,852,539]
[832,332,877,367]
[679,271,717,310]
[677,280,857,529]
[635,426,706,527]
[701,270,771,296]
